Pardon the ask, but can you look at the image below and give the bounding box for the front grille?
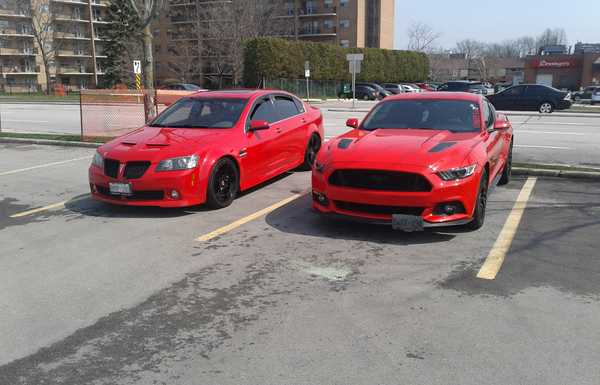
[328,169,432,192]
[104,158,120,178]
[96,185,164,201]
[334,201,424,216]
[124,161,151,179]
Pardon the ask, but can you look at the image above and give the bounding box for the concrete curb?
[0,137,101,148]
[513,167,600,180]
[0,101,79,105]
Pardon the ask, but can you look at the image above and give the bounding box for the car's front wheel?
[206,157,239,209]
[498,141,513,186]
[466,169,488,231]
[539,101,554,113]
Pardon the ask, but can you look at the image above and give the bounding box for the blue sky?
[394,0,599,49]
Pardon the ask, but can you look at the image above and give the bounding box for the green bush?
[243,38,429,86]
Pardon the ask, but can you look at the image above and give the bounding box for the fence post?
[79,90,84,141]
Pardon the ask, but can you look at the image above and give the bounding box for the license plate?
[109,182,132,195]
[392,214,424,232]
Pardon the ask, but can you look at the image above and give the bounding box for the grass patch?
[0,94,80,103]
[0,132,110,143]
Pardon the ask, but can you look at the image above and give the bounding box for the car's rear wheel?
[298,134,321,171]
[362,94,369,101]
[206,158,238,209]
[466,169,488,231]
[539,101,554,113]
[498,141,513,186]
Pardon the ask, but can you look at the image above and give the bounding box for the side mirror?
[346,118,359,129]
[493,114,511,130]
[249,120,270,131]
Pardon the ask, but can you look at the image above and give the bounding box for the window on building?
[340,0,348,7]
[340,40,349,48]
[324,19,333,29]
[339,19,350,29]
[324,0,333,9]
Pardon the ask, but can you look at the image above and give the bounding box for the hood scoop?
[429,142,456,153]
[146,143,170,147]
[121,141,136,146]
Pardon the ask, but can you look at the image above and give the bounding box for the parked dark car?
[487,84,572,113]
[438,81,488,95]
[572,86,600,102]
[356,82,392,99]
[338,84,379,100]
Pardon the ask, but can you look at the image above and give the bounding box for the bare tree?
[455,39,485,79]
[407,22,441,53]
[199,0,284,87]
[166,40,201,83]
[127,0,165,89]
[516,36,537,57]
[536,28,568,52]
[30,0,63,94]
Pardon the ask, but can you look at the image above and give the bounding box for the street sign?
[346,53,364,61]
[305,69,310,78]
[348,60,361,74]
[133,60,142,74]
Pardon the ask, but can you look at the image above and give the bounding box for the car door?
[272,94,306,169]
[492,85,525,110]
[242,95,282,185]
[483,101,504,180]
[522,85,545,110]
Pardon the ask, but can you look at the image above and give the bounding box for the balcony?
[51,0,88,5]
[53,16,91,23]
[0,11,31,19]
[1,65,40,75]
[299,6,337,17]
[299,27,337,38]
[57,49,92,57]
[0,48,37,56]
[54,32,91,40]
[58,66,95,75]
[0,30,35,37]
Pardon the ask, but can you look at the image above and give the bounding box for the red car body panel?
[312,92,513,226]
[89,90,323,207]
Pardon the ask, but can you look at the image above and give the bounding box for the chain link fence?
[263,78,342,99]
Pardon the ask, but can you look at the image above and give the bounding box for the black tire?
[498,141,513,186]
[466,169,488,231]
[298,134,321,171]
[362,94,369,101]
[539,101,554,113]
[206,157,239,209]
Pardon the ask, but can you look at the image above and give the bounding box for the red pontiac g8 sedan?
[89,90,323,208]
[312,92,513,231]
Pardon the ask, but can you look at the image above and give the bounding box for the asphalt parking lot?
[1,143,600,384]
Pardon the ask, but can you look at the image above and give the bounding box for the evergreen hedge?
[243,38,429,86]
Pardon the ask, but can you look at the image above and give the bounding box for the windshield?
[150,98,247,128]
[361,99,481,133]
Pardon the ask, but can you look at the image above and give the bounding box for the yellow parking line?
[0,156,92,177]
[477,177,537,280]
[10,195,88,218]
[196,192,307,242]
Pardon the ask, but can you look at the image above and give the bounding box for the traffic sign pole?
[346,54,363,110]
[304,61,310,102]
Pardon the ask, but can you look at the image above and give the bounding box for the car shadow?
[265,195,457,245]
[67,171,302,219]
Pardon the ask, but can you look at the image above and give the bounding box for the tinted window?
[443,83,470,91]
[501,86,525,97]
[150,98,246,128]
[361,100,481,133]
[525,85,547,97]
[483,102,495,129]
[250,98,278,123]
[274,96,299,120]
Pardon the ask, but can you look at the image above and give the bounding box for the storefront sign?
[530,58,578,69]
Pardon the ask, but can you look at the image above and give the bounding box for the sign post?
[346,53,364,109]
[304,61,310,102]
[133,60,142,91]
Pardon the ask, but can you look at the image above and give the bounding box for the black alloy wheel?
[206,158,239,209]
[466,169,488,230]
[299,134,321,171]
[498,141,513,186]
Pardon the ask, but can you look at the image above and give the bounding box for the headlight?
[155,155,199,172]
[437,164,477,181]
[92,152,103,168]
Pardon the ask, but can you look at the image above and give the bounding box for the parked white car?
[592,88,600,105]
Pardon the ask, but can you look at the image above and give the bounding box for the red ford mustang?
[89,90,323,208]
[312,92,513,231]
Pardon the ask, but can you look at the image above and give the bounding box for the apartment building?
[155,0,395,86]
[0,0,40,92]
[0,0,109,92]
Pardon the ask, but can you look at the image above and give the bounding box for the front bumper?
[89,165,206,208]
[311,163,480,228]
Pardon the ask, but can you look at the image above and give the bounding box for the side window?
[292,96,305,113]
[504,86,524,97]
[482,101,494,129]
[525,85,542,97]
[273,95,300,120]
[249,98,278,124]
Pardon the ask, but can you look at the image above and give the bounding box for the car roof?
[189,89,291,100]
[385,91,482,103]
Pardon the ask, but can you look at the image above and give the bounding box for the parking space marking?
[9,195,89,218]
[517,130,586,136]
[477,177,537,280]
[0,156,92,176]
[515,145,572,150]
[196,192,307,242]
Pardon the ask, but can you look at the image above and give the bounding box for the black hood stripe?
[429,142,457,153]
